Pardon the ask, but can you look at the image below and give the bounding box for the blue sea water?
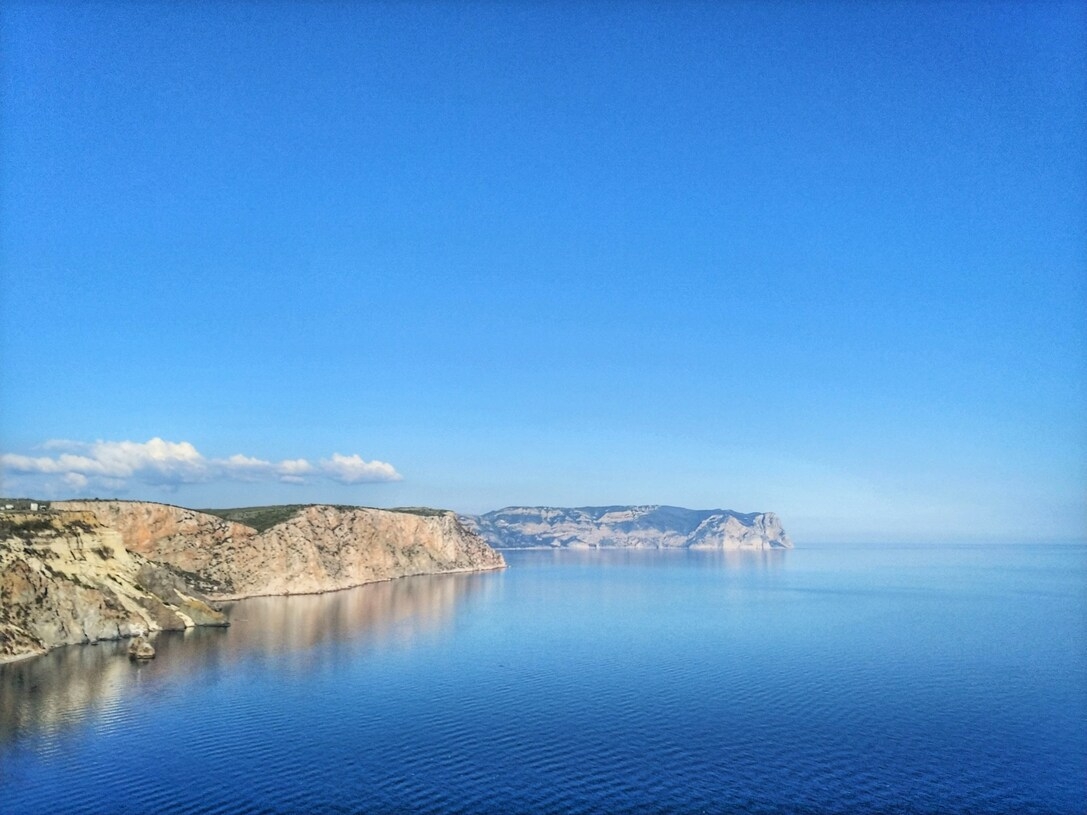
[1,544,1084,815]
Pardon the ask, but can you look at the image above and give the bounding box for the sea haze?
[1,544,1084,815]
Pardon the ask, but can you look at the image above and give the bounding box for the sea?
[1,544,1084,815]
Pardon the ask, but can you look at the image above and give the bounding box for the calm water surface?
[1,544,1084,814]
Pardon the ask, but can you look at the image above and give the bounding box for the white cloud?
[319,453,403,484]
[63,472,89,490]
[1,438,402,492]
[222,454,272,470]
[276,458,314,476]
[3,439,208,484]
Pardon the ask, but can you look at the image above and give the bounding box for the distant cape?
[461,505,792,550]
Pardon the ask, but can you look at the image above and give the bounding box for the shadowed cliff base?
[0,511,228,663]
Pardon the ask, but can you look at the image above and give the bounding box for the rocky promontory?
[463,505,793,550]
[55,501,507,600]
[1,501,506,662]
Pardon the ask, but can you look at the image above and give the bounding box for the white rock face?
[462,505,793,550]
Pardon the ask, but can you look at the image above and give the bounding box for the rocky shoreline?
[1,501,506,663]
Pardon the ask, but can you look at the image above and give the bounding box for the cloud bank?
[1,438,402,492]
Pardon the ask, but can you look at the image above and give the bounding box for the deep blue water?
[1,544,1084,815]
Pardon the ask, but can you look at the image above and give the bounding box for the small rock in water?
[127,637,155,660]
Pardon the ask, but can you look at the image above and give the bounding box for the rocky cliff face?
[53,500,257,582]
[0,512,227,662]
[228,505,506,598]
[463,505,793,550]
[55,501,506,600]
[2,501,505,661]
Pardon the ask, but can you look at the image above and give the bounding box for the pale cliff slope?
[463,505,793,550]
[56,501,506,600]
[0,512,226,662]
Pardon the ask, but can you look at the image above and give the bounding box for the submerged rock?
[127,637,155,660]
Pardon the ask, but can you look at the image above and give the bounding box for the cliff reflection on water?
[0,569,494,749]
[0,550,781,752]
[222,568,495,656]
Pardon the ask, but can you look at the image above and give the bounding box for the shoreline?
[0,561,507,665]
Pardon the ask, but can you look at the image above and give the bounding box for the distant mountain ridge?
[462,505,792,550]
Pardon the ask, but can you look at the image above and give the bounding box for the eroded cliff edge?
[1,501,505,662]
[0,512,227,661]
[462,505,793,550]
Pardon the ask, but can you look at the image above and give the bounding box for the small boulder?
[128,637,155,660]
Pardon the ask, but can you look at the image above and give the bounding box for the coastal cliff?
[55,501,506,600]
[52,500,255,585]
[0,512,227,662]
[231,505,505,598]
[1,501,504,662]
[463,505,793,550]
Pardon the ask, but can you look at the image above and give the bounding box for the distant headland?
[462,505,792,550]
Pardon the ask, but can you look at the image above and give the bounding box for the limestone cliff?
[51,500,256,587]
[218,505,506,598]
[55,501,506,600]
[0,512,227,662]
[463,505,793,550]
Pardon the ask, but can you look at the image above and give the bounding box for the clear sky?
[1,1,1084,543]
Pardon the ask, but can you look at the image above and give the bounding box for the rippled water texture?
[2,544,1084,814]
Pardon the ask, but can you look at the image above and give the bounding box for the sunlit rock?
[127,636,155,660]
[463,505,793,550]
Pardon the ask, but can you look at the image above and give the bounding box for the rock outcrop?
[2,501,505,662]
[463,505,793,550]
[55,501,506,600]
[127,637,155,660]
[51,500,256,591]
[0,512,227,662]
[216,505,506,599]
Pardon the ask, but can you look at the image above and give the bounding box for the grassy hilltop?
[1,498,451,535]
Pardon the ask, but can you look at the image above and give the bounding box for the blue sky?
[1,2,1084,542]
